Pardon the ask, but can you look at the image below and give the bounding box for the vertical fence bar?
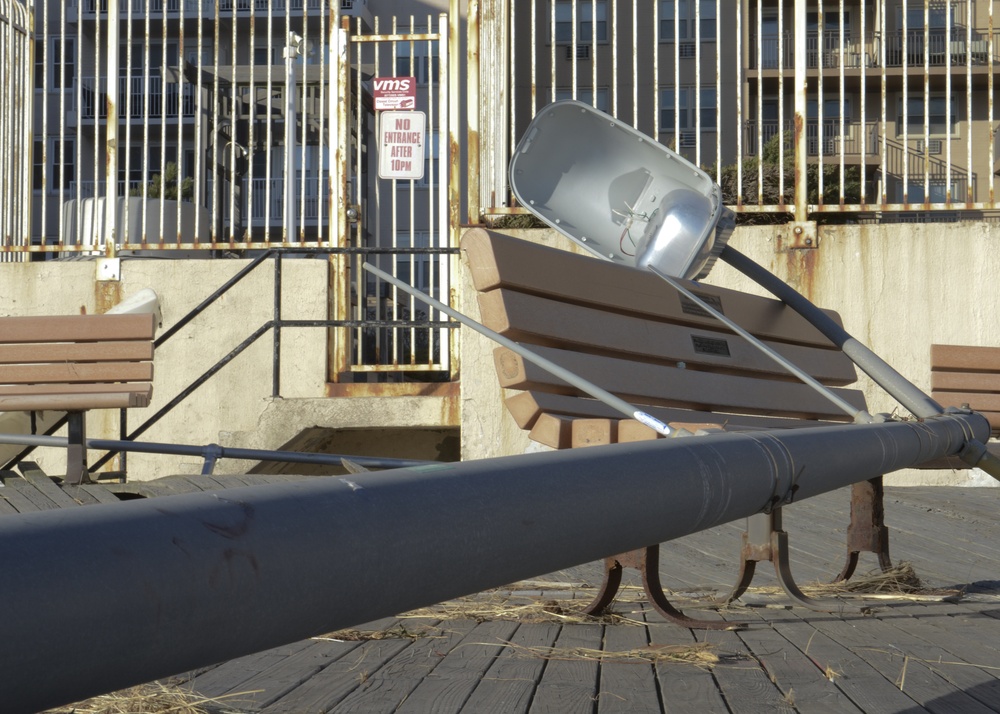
[838,0,844,206]
[817,0,823,207]
[922,0,929,208]
[105,0,119,255]
[902,0,908,204]
[793,0,807,221]
[756,0,762,206]
[880,0,886,206]
[778,1,785,205]
[859,0,865,207]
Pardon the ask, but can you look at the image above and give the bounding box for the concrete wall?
[2,256,325,479]
[458,222,1000,487]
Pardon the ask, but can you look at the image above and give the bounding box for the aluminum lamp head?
[509,100,733,280]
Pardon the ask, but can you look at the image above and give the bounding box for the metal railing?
[472,0,1000,221]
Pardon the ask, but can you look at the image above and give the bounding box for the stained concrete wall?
[457,222,1000,487]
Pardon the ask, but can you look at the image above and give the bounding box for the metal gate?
[330,13,457,382]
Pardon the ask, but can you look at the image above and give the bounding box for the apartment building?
[478,0,1000,220]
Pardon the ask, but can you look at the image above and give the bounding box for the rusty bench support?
[835,477,892,581]
[583,545,738,630]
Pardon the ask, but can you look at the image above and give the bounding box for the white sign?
[379,111,426,181]
[372,76,416,110]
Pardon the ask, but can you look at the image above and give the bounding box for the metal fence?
[4,0,456,379]
[0,0,32,260]
[471,0,999,222]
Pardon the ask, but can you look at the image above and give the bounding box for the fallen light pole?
[0,411,989,713]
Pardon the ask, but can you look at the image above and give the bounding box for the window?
[555,1,608,44]
[899,3,954,30]
[660,0,717,42]
[555,87,610,113]
[896,95,958,137]
[660,86,717,133]
[50,38,75,90]
[33,140,44,191]
[51,138,74,192]
[396,40,440,86]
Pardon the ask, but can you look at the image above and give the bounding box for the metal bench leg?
[65,411,89,486]
[718,510,853,614]
[834,477,892,582]
[583,546,743,630]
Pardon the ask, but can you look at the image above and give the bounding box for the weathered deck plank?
[527,623,603,713]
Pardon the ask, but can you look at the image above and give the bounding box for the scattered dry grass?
[749,562,961,600]
[44,681,254,714]
[398,591,647,627]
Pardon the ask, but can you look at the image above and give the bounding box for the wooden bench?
[0,314,157,485]
[464,228,892,627]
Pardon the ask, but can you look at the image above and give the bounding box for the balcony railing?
[750,29,999,70]
[743,120,865,158]
[79,75,197,121]
[74,0,324,16]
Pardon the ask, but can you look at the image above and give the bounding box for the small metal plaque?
[692,335,731,357]
[680,292,724,317]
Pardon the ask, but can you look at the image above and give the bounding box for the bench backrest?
[463,228,866,448]
[930,344,1000,436]
[0,314,156,412]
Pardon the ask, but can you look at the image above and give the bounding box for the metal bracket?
[97,258,121,281]
[782,221,818,249]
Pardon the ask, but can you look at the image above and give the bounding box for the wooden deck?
[3,470,999,713]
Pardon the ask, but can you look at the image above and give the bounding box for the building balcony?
[750,29,998,71]
[76,75,197,123]
[68,0,326,20]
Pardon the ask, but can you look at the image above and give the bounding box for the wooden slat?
[931,344,1000,372]
[931,391,1000,413]
[931,371,1000,392]
[528,413,572,449]
[0,389,152,411]
[0,383,154,399]
[478,289,857,386]
[570,418,616,448]
[462,228,843,347]
[0,313,157,344]
[496,346,865,420]
[504,390,843,432]
[0,341,154,365]
[0,361,153,385]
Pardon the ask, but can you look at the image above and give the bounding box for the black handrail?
[87,247,460,477]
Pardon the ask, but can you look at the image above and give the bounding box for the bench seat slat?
[931,391,1000,414]
[463,228,843,348]
[0,314,157,344]
[505,390,849,433]
[0,362,153,385]
[0,383,154,398]
[0,389,152,411]
[0,341,155,365]
[931,371,1000,393]
[930,344,1000,373]
[479,288,857,386]
[497,346,864,420]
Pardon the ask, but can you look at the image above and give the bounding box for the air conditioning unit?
[565,44,590,60]
[914,139,943,155]
[678,43,696,59]
[679,130,697,148]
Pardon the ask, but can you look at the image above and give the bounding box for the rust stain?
[95,281,123,314]
[784,240,818,302]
